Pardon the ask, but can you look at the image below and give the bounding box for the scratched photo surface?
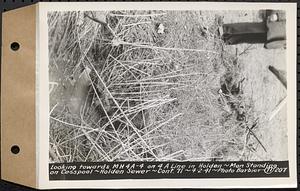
[48,10,287,162]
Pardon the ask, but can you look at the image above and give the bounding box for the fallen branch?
[269,96,287,121]
[115,40,219,54]
[268,65,287,89]
[245,121,267,153]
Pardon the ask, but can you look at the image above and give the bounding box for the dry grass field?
[48,10,287,162]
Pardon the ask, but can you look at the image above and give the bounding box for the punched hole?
[11,145,20,154]
[10,42,20,51]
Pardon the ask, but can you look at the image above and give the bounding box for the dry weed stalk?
[48,10,261,162]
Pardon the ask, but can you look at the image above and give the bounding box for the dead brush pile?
[48,10,262,162]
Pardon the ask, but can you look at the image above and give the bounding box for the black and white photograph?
[48,9,287,162]
[42,3,297,184]
[0,1,296,189]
